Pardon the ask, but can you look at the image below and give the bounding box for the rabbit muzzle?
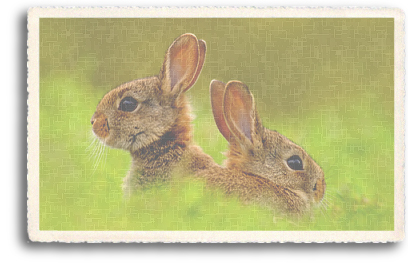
[313,176,326,204]
[91,111,110,140]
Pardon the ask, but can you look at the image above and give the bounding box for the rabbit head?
[91,33,206,154]
[210,80,326,211]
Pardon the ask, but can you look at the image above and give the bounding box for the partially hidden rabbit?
[91,33,217,197]
[204,80,326,215]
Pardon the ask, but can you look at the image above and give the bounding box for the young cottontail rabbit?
[91,33,216,197]
[206,80,326,214]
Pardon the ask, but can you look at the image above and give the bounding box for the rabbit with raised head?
[91,33,216,197]
[204,80,326,215]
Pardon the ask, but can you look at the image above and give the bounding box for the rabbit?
[91,33,217,197]
[203,80,326,215]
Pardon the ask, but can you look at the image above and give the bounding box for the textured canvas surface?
[27,7,404,242]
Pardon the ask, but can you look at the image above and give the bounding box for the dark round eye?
[287,155,303,170]
[119,97,138,112]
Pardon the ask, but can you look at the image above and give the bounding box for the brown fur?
[203,80,326,215]
[90,33,325,216]
[91,34,218,197]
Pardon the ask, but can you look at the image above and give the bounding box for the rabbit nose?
[313,177,326,203]
[91,112,110,139]
[91,114,96,125]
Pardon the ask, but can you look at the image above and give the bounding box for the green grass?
[39,18,394,231]
[39,72,394,231]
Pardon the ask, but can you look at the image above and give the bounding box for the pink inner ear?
[210,80,231,141]
[168,37,199,92]
[184,40,206,91]
[237,110,252,141]
[170,63,183,89]
[224,81,254,143]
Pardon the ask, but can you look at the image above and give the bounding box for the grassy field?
[39,18,394,231]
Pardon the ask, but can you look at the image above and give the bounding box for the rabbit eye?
[287,155,303,170]
[119,97,138,112]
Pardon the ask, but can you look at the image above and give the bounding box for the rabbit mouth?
[131,131,145,144]
[313,177,326,203]
[106,120,110,131]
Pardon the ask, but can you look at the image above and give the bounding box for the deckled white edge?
[27,6,405,243]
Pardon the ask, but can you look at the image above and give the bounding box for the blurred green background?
[39,18,394,230]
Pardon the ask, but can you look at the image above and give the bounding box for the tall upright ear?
[210,80,232,141]
[186,39,206,90]
[223,81,256,145]
[160,33,206,94]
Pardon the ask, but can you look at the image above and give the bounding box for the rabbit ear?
[186,40,206,89]
[160,34,206,95]
[223,81,257,145]
[210,80,232,141]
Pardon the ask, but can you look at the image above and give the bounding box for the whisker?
[102,144,108,170]
[86,135,108,178]
[87,135,104,164]
[318,206,328,219]
[94,141,104,171]
[86,134,97,149]
[90,149,102,177]
[86,136,97,158]
[321,201,328,211]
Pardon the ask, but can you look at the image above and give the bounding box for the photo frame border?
[27,6,405,243]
